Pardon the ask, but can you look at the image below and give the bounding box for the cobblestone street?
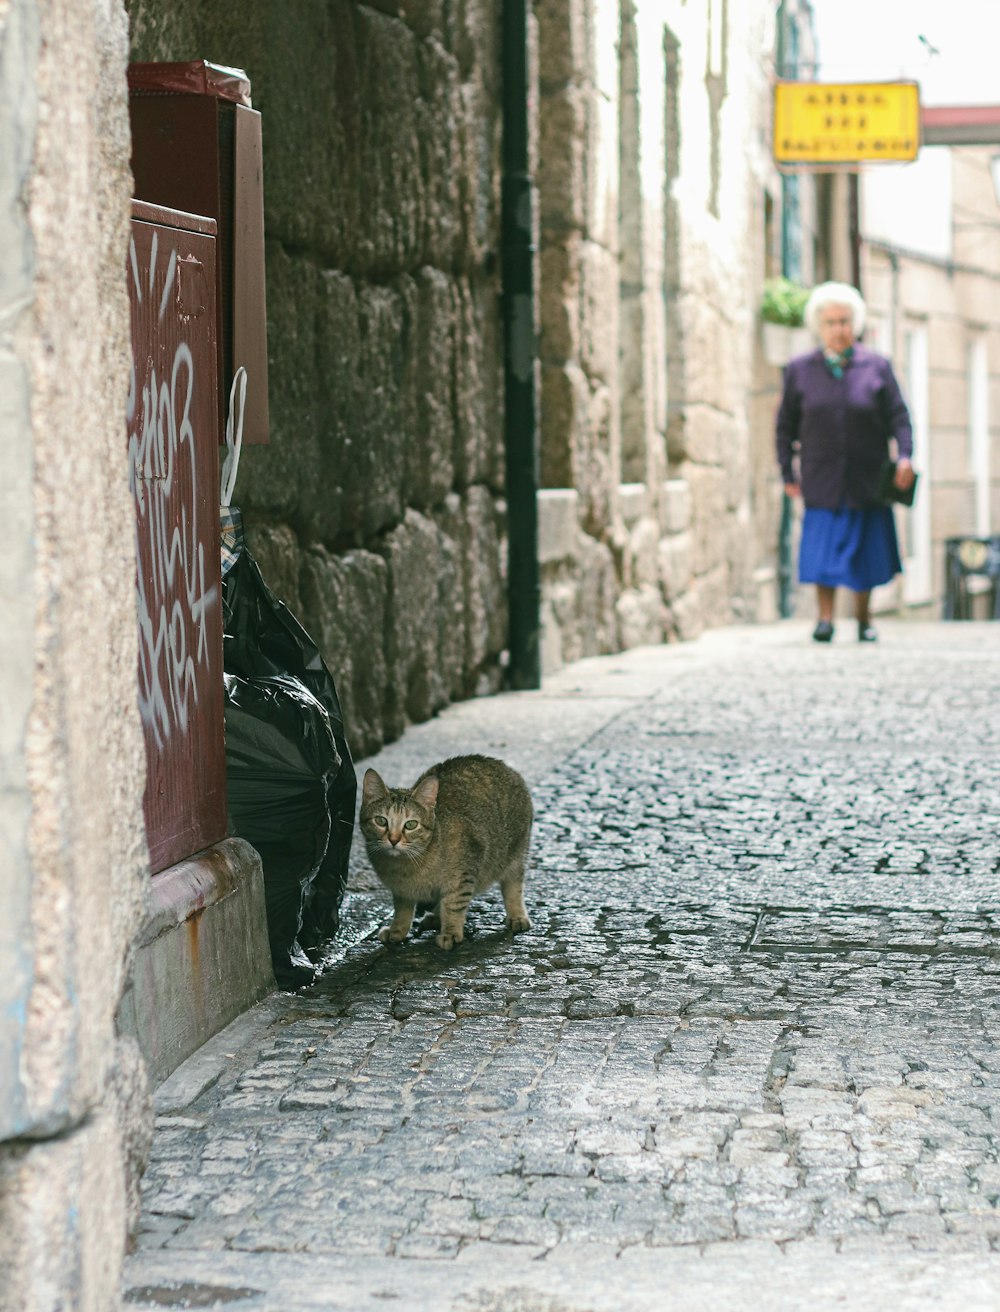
[125,622,1000,1310]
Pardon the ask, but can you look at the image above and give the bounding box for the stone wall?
[127,0,508,756]
[0,1,150,1307]
[535,0,788,671]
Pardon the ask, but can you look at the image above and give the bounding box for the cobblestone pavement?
[125,622,1000,1310]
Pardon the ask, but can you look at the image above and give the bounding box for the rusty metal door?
[127,200,227,874]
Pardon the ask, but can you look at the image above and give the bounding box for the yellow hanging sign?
[773,81,921,165]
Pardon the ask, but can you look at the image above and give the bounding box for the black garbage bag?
[222,545,356,985]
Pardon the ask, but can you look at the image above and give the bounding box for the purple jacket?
[775,345,913,509]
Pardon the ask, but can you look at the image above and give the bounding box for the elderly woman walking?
[776,281,916,642]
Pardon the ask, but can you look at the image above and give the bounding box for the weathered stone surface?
[232,244,327,533]
[3,1111,130,1312]
[459,487,507,692]
[676,402,729,465]
[431,494,473,701]
[3,4,148,1309]
[401,268,456,509]
[534,0,588,89]
[660,479,692,535]
[540,361,589,489]
[616,585,663,649]
[540,238,583,365]
[240,262,410,544]
[618,483,650,530]
[667,588,706,641]
[380,510,459,737]
[452,278,501,491]
[685,463,729,577]
[625,516,661,589]
[244,518,304,616]
[577,383,618,540]
[576,533,618,658]
[658,532,693,602]
[538,85,587,228]
[538,489,580,566]
[678,294,737,414]
[689,565,732,629]
[578,239,619,385]
[299,546,390,758]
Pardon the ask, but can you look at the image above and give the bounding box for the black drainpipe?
[501,0,541,690]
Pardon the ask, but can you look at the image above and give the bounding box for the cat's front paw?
[435,929,463,950]
[506,914,532,934]
[378,925,408,945]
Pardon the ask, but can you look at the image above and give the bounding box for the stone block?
[412,38,462,268]
[692,565,732,627]
[453,277,502,490]
[618,483,650,530]
[0,1108,131,1312]
[616,585,664,649]
[540,237,582,363]
[235,244,328,536]
[540,361,589,488]
[457,485,507,691]
[534,0,588,89]
[380,509,460,735]
[401,268,456,508]
[579,239,619,384]
[245,266,407,545]
[660,479,692,535]
[679,295,737,412]
[430,493,472,703]
[539,85,587,229]
[538,488,580,565]
[244,517,303,616]
[578,383,619,540]
[539,594,566,676]
[678,403,728,465]
[587,89,619,247]
[658,532,692,601]
[576,533,619,658]
[453,75,495,265]
[306,274,409,544]
[300,545,390,757]
[627,516,661,589]
[667,588,705,642]
[685,463,729,576]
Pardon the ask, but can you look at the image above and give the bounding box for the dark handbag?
[877,459,918,507]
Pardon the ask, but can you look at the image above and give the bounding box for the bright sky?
[810,0,1000,105]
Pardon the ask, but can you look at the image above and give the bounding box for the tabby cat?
[360,754,533,950]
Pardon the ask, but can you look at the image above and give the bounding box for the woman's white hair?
[804,281,866,338]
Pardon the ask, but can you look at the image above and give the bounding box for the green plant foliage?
[761,277,811,327]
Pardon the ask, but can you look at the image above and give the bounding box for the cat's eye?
[373,816,388,828]
[403,819,418,831]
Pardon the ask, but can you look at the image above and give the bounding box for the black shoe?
[858,623,878,643]
[812,620,834,643]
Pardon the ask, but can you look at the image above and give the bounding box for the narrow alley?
[125,622,1000,1310]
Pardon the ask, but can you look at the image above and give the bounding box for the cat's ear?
[411,775,439,810]
[362,768,389,805]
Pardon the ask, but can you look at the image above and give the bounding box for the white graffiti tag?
[128,234,216,749]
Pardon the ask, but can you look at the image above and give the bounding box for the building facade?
[860,144,1000,616]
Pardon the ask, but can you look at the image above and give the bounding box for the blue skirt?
[799,506,902,591]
